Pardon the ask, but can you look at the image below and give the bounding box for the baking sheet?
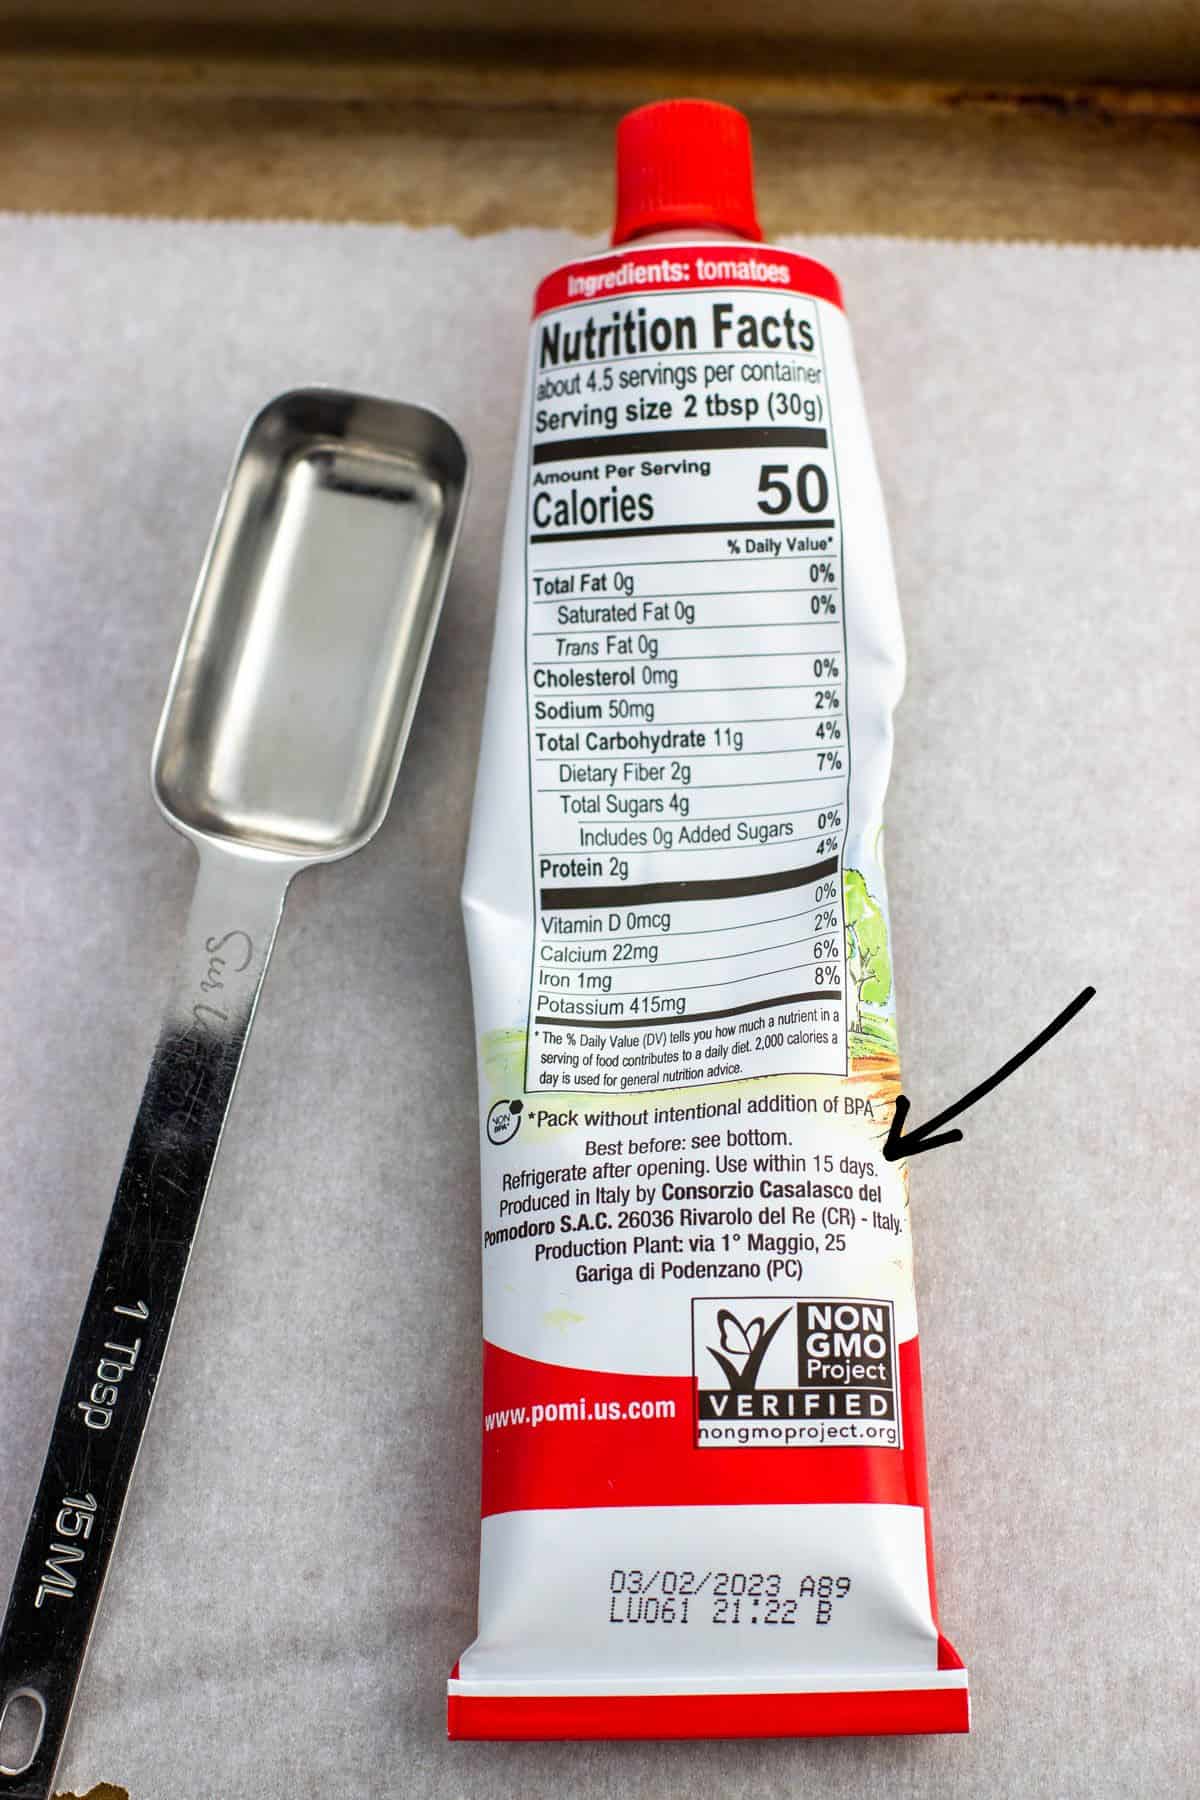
[1,216,1196,1799]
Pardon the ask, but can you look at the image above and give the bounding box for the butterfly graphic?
[707,1306,791,1393]
[717,1310,765,1356]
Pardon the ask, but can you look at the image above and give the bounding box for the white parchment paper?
[1,217,1197,1799]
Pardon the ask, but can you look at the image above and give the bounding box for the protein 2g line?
[453,98,967,1741]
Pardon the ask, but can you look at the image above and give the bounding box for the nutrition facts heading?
[539,302,818,367]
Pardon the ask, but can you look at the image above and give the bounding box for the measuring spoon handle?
[0,844,293,1798]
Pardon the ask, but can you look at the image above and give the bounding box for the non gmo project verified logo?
[691,1297,900,1448]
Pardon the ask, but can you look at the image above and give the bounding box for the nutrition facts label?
[523,271,849,1093]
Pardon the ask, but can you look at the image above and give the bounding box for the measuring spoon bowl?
[153,387,468,860]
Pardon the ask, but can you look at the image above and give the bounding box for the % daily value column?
[522,285,850,1094]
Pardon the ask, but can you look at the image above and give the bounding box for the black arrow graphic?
[882,985,1096,1161]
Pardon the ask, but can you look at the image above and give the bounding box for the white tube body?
[454,240,966,1741]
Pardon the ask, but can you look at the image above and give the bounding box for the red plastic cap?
[612,99,763,247]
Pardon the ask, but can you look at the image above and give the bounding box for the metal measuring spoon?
[0,389,468,1797]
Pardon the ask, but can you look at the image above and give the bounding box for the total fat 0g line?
[454,98,968,1740]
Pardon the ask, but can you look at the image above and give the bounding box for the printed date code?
[607,1567,851,1626]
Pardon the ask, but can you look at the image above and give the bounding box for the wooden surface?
[1,44,1198,246]
[3,2,1200,89]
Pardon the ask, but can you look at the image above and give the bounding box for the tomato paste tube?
[452,98,967,1740]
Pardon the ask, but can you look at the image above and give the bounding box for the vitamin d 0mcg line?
[453,97,969,1740]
